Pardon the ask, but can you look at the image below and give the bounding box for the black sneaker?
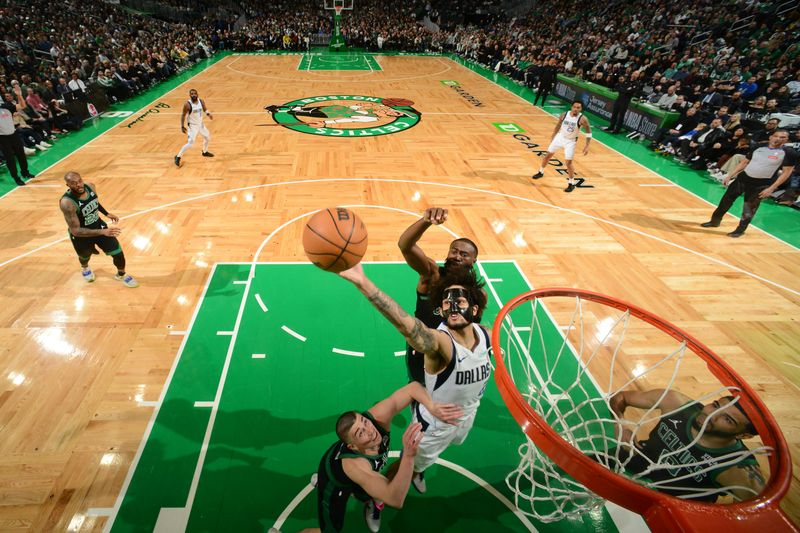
[364,499,381,533]
[412,472,427,493]
[564,183,575,193]
[174,155,181,167]
[727,230,745,238]
[531,171,543,180]
[202,151,214,157]
[700,221,720,228]
[22,172,35,180]
[13,177,25,186]
[264,105,280,113]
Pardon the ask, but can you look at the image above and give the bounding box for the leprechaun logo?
[263,95,421,137]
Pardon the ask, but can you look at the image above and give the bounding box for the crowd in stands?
[1,0,798,206]
[0,0,213,163]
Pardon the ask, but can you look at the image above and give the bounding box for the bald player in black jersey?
[397,207,479,384]
[609,389,765,502]
[270,383,461,533]
[59,171,138,287]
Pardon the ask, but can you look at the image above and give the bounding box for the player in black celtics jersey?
[270,383,460,533]
[59,172,138,287]
[608,389,765,502]
[397,207,479,384]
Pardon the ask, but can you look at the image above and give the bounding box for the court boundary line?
[1,178,796,297]
[103,263,220,533]
[443,57,800,252]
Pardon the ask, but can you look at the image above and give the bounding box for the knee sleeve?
[112,252,126,271]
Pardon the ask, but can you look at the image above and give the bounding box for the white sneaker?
[35,143,49,150]
[40,141,52,148]
[23,147,35,156]
[114,273,139,288]
[364,499,382,533]
[81,267,95,282]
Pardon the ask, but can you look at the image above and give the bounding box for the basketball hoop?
[333,5,343,16]
[491,288,796,532]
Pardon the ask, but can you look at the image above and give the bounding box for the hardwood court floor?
[0,54,798,531]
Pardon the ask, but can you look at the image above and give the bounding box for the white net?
[495,293,774,522]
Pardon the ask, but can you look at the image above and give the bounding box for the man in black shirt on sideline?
[603,72,641,134]
[534,58,558,107]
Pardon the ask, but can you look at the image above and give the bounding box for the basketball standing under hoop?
[531,100,592,192]
[175,88,213,167]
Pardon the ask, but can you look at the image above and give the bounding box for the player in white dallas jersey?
[175,88,213,167]
[531,100,592,192]
[339,263,489,495]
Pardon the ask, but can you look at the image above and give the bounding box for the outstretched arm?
[397,207,447,279]
[339,263,450,362]
[369,382,463,429]
[609,389,693,419]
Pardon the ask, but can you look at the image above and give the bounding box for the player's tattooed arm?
[366,288,438,354]
[60,198,117,237]
[740,463,766,494]
[717,461,766,501]
[341,263,444,355]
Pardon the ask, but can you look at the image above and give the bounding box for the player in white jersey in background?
[175,88,213,167]
[338,263,489,495]
[531,100,592,192]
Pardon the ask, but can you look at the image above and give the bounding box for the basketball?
[303,207,368,273]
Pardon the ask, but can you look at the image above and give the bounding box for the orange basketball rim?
[491,288,797,533]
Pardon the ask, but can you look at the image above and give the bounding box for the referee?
[701,129,797,237]
[0,85,34,186]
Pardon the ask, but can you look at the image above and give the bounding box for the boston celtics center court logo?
[263,95,421,137]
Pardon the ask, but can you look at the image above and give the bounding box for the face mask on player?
[441,288,474,322]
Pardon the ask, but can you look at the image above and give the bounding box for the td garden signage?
[263,95,421,137]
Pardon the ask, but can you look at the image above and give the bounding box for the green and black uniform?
[62,184,121,259]
[315,411,390,532]
[625,402,757,502]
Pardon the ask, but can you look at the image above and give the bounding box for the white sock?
[177,143,192,157]
[538,167,544,173]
